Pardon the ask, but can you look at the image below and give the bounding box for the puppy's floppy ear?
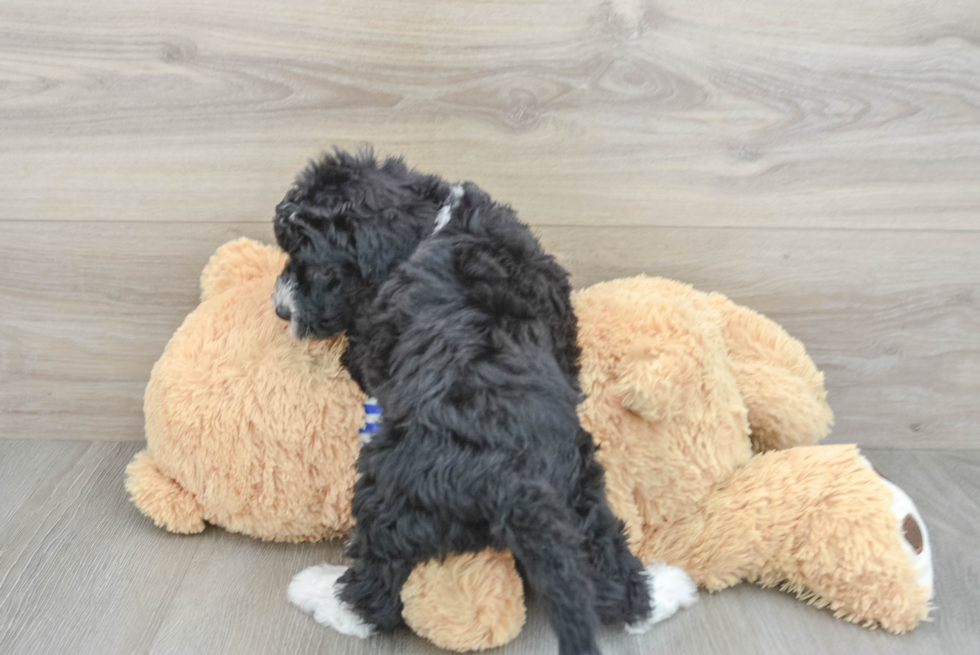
[352,217,416,285]
[273,205,320,252]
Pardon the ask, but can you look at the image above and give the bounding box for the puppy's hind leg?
[572,433,652,626]
[337,556,417,632]
[497,483,602,655]
[572,431,697,629]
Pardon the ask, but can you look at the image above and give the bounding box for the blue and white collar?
[360,397,382,444]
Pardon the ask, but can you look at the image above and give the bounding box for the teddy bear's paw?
[625,562,698,634]
[861,457,934,598]
[288,564,376,639]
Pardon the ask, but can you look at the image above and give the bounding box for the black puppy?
[278,151,695,655]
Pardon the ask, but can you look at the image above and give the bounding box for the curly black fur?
[274,151,653,655]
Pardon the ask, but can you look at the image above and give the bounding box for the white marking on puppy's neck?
[433,185,464,234]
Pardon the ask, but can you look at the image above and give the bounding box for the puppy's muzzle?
[272,276,297,325]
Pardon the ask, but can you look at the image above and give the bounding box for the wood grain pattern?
[1,2,977,652]
[0,221,276,441]
[0,441,202,655]
[541,226,980,449]
[0,440,976,654]
[0,440,90,535]
[0,1,977,447]
[2,221,976,448]
[1,0,979,228]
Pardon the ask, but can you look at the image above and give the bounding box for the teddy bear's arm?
[707,293,833,451]
[125,450,205,534]
[199,238,288,301]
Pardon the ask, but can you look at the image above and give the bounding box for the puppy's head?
[273,149,449,338]
[272,212,363,339]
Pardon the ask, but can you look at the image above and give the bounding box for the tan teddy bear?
[127,238,933,651]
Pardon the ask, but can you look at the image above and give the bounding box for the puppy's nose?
[275,304,292,321]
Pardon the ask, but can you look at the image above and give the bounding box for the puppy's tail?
[496,482,601,655]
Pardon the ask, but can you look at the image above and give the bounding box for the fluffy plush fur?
[128,238,362,542]
[127,237,933,649]
[272,151,670,655]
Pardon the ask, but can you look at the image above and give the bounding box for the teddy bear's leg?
[640,445,933,632]
[707,293,834,451]
[124,450,205,534]
[400,550,527,652]
[199,237,287,301]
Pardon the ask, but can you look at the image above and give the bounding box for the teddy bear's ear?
[199,238,287,301]
[611,336,702,424]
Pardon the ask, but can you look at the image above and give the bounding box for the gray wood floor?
[0,440,977,655]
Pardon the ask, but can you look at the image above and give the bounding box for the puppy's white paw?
[288,563,340,614]
[626,562,698,634]
[288,564,375,639]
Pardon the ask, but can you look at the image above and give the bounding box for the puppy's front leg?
[289,554,417,637]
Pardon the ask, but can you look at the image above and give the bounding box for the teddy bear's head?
[132,238,365,541]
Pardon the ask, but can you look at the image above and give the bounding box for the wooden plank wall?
[1,0,978,447]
